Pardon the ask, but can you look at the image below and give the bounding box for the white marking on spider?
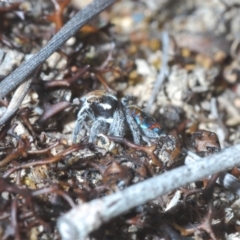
[98,117,113,123]
[99,103,112,110]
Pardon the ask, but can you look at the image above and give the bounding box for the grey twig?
[57,143,240,240]
[146,31,169,112]
[184,148,240,196]
[0,0,116,99]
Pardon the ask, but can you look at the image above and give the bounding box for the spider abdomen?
[127,105,163,136]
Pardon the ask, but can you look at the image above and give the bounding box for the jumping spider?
[73,90,165,144]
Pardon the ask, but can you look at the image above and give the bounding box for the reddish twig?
[106,135,162,168]
[11,198,20,240]
[0,140,28,168]
[95,72,116,94]
[44,65,90,88]
[3,143,90,178]
[46,0,71,31]
[32,186,76,208]
[37,101,71,124]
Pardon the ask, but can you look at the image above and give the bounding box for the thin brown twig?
[32,186,76,208]
[11,198,20,240]
[106,135,162,168]
[27,140,60,155]
[0,141,27,168]
[3,143,89,178]
[95,72,116,94]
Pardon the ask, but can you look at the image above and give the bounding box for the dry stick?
[0,64,42,125]
[57,143,240,240]
[184,148,240,195]
[0,79,32,125]
[146,31,169,112]
[0,0,116,99]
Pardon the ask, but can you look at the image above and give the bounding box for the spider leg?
[72,111,88,143]
[89,120,109,143]
[108,109,125,137]
[125,113,141,145]
[142,128,160,139]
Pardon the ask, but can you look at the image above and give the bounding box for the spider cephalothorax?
[72,90,125,143]
[73,90,164,144]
